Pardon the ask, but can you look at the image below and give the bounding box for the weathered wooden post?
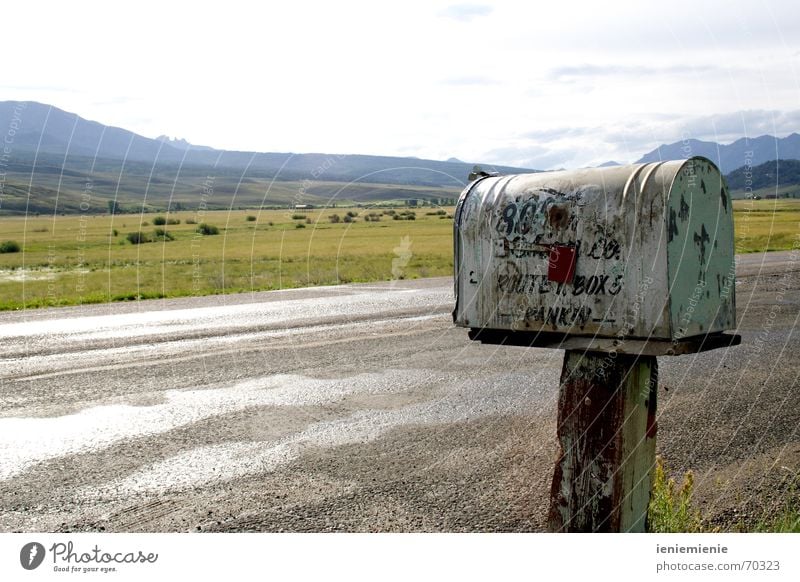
[548,351,657,532]
[453,159,740,532]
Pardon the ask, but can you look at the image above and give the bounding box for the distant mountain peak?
[155,135,213,151]
[637,133,800,173]
[446,157,464,164]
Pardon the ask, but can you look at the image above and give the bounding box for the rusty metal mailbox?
[453,157,737,353]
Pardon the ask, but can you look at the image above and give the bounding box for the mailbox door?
[666,158,736,338]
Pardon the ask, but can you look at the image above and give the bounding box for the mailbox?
[453,157,737,353]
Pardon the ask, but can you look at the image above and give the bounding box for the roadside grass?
[754,506,800,533]
[648,457,800,533]
[0,199,798,311]
[648,457,705,533]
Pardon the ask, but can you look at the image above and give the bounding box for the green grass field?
[0,199,798,311]
[0,207,455,310]
[733,199,800,253]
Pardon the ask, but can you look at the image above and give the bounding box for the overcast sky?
[3,0,799,169]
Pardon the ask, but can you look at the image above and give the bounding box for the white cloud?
[437,3,494,21]
[1,0,798,169]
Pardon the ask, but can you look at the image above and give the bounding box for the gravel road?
[0,252,798,532]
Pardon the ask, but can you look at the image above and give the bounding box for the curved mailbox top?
[453,157,736,343]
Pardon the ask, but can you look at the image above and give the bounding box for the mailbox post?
[453,158,740,532]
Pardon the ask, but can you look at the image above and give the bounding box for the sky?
[2,0,799,169]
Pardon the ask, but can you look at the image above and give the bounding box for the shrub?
[152,216,167,225]
[343,214,353,223]
[112,229,119,237]
[196,223,219,235]
[153,228,174,241]
[648,457,704,532]
[0,240,20,253]
[141,221,149,226]
[267,221,274,226]
[329,214,341,223]
[346,211,358,218]
[185,218,197,224]
[166,218,181,225]
[295,222,305,229]
[291,214,305,220]
[246,215,257,222]
[126,231,151,245]
[384,209,396,216]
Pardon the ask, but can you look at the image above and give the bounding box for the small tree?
[152,216,167,225]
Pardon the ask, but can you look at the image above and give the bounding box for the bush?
[141,221,149,226]
[343,214,353,223]
[329,214,341,223]
[346,211,358,218]
[384,209,396,216]
[153,228,174,241]
[185,218,197,224]
[126,231,151,245]
[166,218,181,225]
[648,457,704,532]
[0,240,20,253]
[246,215,257,222]
[152,216,167,225]
[295,222,305,229]
[196,223,219,235]
[112,229,119,237]
[292,214,305,220]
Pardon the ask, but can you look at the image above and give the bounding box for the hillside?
[725,159,800,197]
[0,101,535,191]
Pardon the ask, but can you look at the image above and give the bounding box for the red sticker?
[548,245,576,284]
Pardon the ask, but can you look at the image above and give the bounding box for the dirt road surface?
[1,251,798,532]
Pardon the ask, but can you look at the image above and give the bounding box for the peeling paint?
[454,157,736,341]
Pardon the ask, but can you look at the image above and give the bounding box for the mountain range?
[0,101,531,189]
[1,100,798,215]
[635,133,800,174]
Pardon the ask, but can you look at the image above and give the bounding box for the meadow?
[733,198,800,253]
[0,206,455,310]
[0,199,798,311]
